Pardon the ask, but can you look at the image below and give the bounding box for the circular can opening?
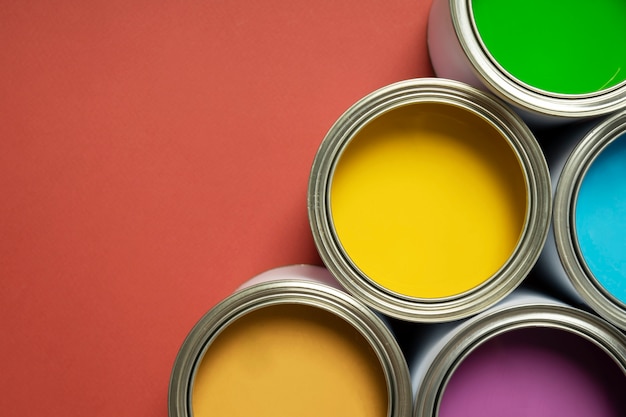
[574,131,626,305]
[191,304,389,417]
[330,102,528,299]
[470,0,626,95]
[439,327,626,417]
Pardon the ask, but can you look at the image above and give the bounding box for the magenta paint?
[438,327,626,417]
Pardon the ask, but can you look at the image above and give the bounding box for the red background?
[0,1,433,416]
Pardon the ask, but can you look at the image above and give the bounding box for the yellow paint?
[192,304,388,417]
[330,103,527,298]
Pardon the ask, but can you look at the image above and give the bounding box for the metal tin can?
[535,110,626,330]
[308,78,551,322]
[409,289,626,417]
[168,265,412,417]
[428,0,626,125]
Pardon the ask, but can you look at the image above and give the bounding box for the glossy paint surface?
[192,304,388,417]
[576,132,626,304]
[439,327,626,417]
[331,103,527,298]
[472,0,626,94]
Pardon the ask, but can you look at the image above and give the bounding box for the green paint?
[471,0,626,95]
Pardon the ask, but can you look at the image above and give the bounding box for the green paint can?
[428,0,626,125]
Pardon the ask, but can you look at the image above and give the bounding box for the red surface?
[0,1,433,416]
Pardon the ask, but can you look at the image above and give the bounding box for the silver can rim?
[450,0,626,119]
[413,302,626,417]
[308,77,552,322]
[168,279,413,417]
[554,110,626,330]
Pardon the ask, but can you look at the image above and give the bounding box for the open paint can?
[308,78,551,322]
[428,0,626,125]
[409,290,626,417]
[535,110,626,330]
[168,265,412,417]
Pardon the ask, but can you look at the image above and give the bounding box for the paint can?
[427,0,626,125]
[168,265,412,417]
[534,110,626,330]
[308,78,551,322]
[409,289,626,417]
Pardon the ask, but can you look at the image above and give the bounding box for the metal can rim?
[168,279,413,417]
[413,302,626,417]
[554,110,626,330]
[308,77,552,322]
[450,0,626,119]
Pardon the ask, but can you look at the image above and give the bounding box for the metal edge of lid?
[450,0,626,119]
[554,110,626,330]
[308,77,552,322]
[168,279,413,417]
[413,302,626,417]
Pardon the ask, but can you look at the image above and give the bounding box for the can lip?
[554,110,626,330]
[308,78,552,322]
[413,302,626,417]
[450,0,626,119]
[168,279,413,417]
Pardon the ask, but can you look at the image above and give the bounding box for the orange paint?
[191,304,388,417]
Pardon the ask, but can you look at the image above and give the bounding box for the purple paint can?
[409,290,626,417]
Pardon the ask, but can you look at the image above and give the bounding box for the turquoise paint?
[575,132,626,304]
